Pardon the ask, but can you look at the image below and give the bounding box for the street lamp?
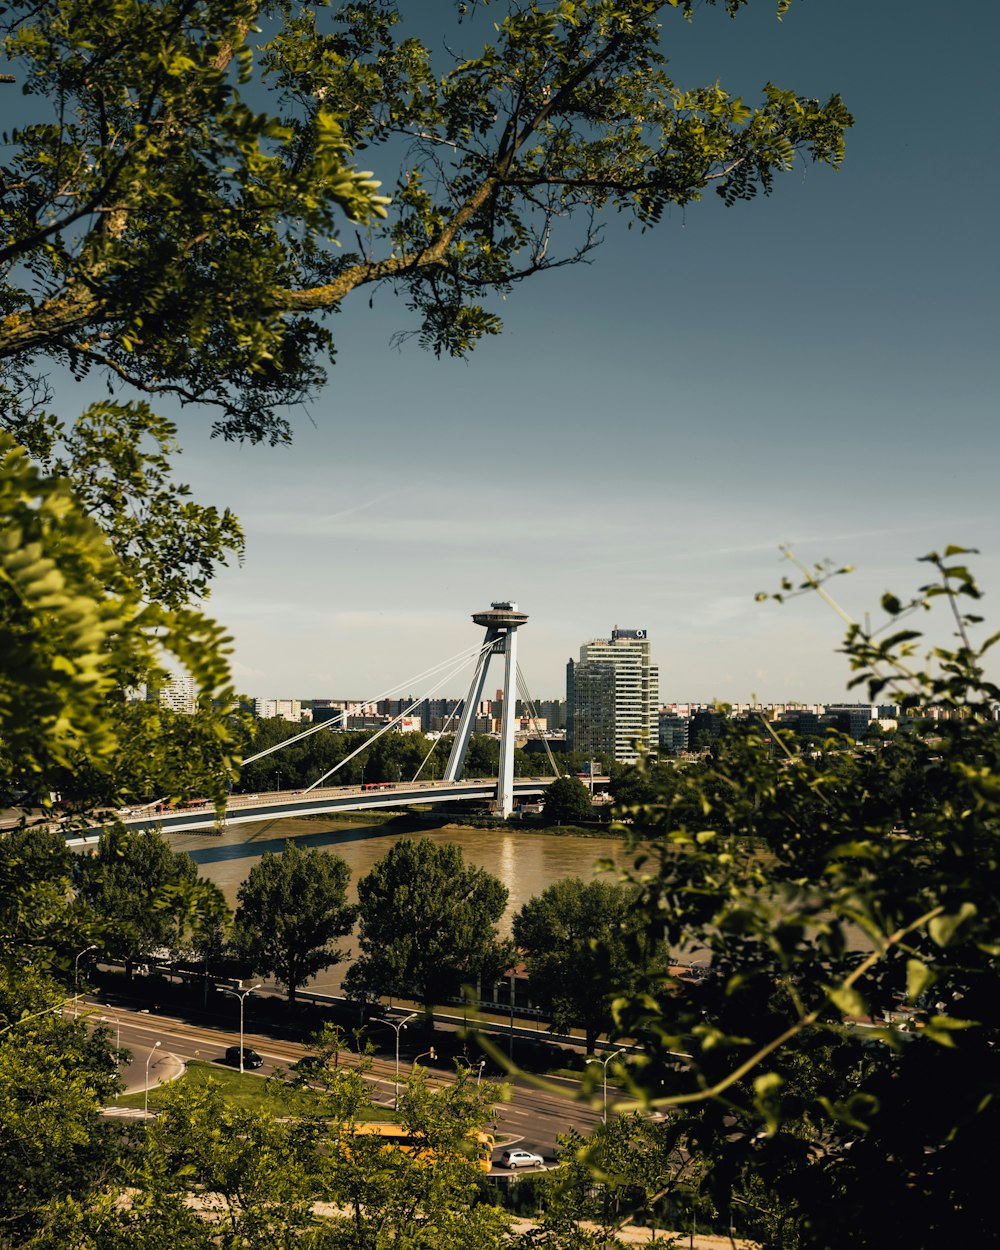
[73,944,98,1017]
[588,1048,626,1124]
[101,1012,122,1050]
[508,968,516,1059]
[144,1041,161,1116]
[221,981,262,1073]
[384,1012,417,1110]
[476,1058,486,1086]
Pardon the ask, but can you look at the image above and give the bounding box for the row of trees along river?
[232,720,613,794]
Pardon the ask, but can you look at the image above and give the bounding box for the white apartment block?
[147,674,199,715]
[568,628,659,763]
[254,698,307,722]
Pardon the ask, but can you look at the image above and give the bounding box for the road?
[85,998,603,1163]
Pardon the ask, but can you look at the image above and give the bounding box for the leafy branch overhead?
[0,430,240,809]
[1,0,852,442]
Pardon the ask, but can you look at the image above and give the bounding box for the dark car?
[224,1045,263,1069]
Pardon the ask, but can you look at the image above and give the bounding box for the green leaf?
[928,902,977,947]
[906,958,936,1002]
[827,984,868,1018]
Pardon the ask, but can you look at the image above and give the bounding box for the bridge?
[118,777,558,835]
[112,600,587,835]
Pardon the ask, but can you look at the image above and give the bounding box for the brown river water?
[166,817,637,995]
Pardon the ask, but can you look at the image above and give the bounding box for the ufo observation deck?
[471,600,529,630]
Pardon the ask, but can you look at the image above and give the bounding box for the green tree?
[513,878,652,1053]
[345,838,510,1012]
[152,876,231,966]
[533,1113,700,1249]
[0,825,92,976]
[543,774,594,824]
[609,548,1000,1249]
[463,733,500,779]
[75,827,204,971]
[0,967,125,1246]
[312,1065,512,1250]
[232,840,356,1002]
[2,0,851,445]
[9,402,244,612]
[0,433,238,816]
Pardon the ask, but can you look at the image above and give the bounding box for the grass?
[114,1060,314,1114]
[114,1060,400,1118]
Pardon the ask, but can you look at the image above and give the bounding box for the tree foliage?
[232,839,356,1001]
[2,0,851,444]
[513,877,652,1052]
[532,1113,701,1249]
[345,838,510,1010]
[543,775,594,823]
[0,825,90,976]
[0,431,240,815]
[9,401,245,610]
[75,826,228,968]
[0,968,124,1246]
[610,547,1000,1249]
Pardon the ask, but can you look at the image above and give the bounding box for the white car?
[501,1148,544,1170]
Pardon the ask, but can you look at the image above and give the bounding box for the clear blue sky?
[48,3,1000,703]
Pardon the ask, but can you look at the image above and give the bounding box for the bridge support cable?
[410,696,464,783]
[516,664,561,779]
[301,634,500,794]
[240,636,491,767]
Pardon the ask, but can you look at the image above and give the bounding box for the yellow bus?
[351,1122,495,1172]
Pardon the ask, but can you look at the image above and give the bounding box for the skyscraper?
[567,628,659,762]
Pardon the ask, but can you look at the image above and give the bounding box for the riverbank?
[287,807,622,840]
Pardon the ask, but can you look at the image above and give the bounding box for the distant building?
[688,708,726,748]
[658,710,689,755]
[567,628,659,763]
[825,705,876,740]
[147,674,198,715]
[254,698,307,722]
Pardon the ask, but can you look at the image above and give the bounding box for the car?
[500,1148,545,1170]
[292,1054,329,1077]
[224,1045,263,1069]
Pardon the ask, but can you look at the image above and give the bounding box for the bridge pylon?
[443,601,529,818]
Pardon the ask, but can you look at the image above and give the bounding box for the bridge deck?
[113,777,560,834]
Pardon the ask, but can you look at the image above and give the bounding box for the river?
[166,816,637,995]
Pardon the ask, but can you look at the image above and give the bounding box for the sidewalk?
[510,1218,756,1248]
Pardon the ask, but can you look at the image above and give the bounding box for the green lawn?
[114,1059,407,1119]
[113,1060,317,1114]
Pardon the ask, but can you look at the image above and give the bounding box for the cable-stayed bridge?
[118,601,577,834]
[119,777,556,835]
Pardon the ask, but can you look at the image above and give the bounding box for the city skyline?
[21,1,1000,704]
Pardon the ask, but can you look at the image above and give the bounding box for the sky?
[33,2,1000,704]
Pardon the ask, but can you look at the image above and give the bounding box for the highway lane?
[82,999,602,1162]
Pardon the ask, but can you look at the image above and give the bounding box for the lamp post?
[73,944,98,1017]
[589,1048,626,1124]
[221,982,262,1073]
[144,1041,161,1116]
[508,968,516,1059]
[101,1012,121,1049]
[476,1058,486,1086]
[102,1013,122,1100]
[385,1012,417,1110]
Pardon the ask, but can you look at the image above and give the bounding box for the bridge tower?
[444,601,529,818]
